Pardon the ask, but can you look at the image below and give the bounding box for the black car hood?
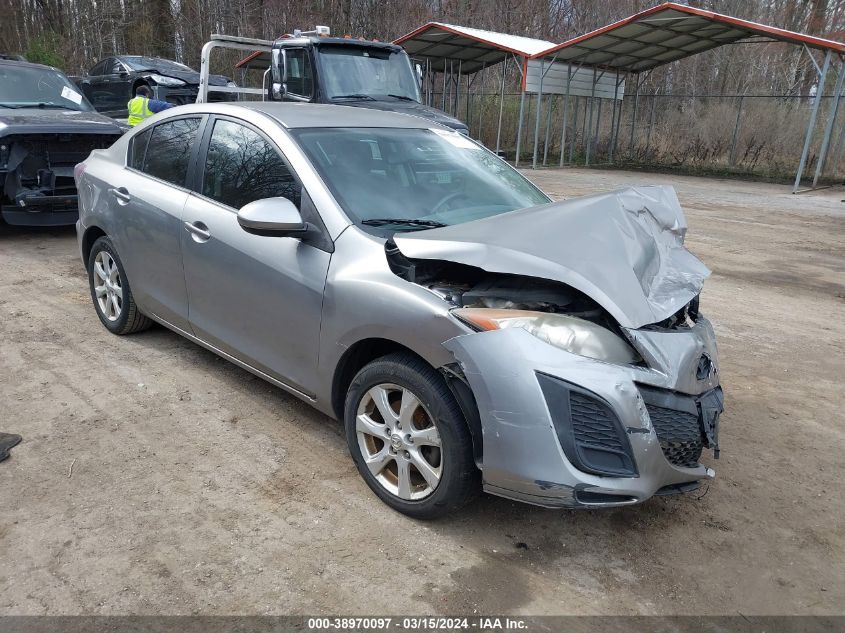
[342,99,468,132]
[0,108,124,136]
[141,67,229,87]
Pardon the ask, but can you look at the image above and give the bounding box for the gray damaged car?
[74,102,723,518]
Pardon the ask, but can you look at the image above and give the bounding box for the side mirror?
[237,197,307,237]
[271,48,288,100]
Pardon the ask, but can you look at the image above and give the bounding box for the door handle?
[184,221,211,242]
[109,187,131,204]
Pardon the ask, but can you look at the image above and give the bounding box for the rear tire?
[87,236,152,335]
[345,352,479,519]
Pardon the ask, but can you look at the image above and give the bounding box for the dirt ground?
[0,168,843,616]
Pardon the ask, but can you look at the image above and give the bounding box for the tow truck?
[197,28,468,133]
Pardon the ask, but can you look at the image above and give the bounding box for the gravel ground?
[0,168,843,616]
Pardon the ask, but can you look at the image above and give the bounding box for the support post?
[559,64,573,167]
[645,93,658,161]
[543,93,554,166]
[794,49,832,193]
[610,74,627,160]
[532,59,546,169]
[515,89,526,166]
[496,59,506,155]
[813,56,845,187]
[453,60,461,117]
[465,72,471,129]
[629,75,641,159]
[729,95,745,167]
[609,73,624,163]
[570,96,579,163]
[585,67,597,165]
[441,60,448,110]
[476,63,486,142]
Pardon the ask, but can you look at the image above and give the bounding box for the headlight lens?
[149,74,185,87]
[453,308,640,364]
[226,80,237,88]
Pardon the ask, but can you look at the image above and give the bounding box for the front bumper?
[2,193,79,226]
[444,317,723,508]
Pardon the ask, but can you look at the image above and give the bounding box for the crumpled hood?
[343,99,468,132]
[393,186,710,329]
[0,108,124,136]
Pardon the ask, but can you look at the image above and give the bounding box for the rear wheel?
[87,236,152,335]
[345,352,479,519]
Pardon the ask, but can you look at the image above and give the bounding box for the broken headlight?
[149,74,186,87]
[453,308,640,365]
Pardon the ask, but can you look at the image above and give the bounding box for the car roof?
[173,101,452,130]
[0,58,57,72]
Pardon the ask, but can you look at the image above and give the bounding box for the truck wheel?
[87,236,152,335]
[345,352,479,519]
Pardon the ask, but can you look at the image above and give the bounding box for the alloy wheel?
[356,383,443,501]
[93,251,123,322]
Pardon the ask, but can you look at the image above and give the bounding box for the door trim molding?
[147,311,318,402]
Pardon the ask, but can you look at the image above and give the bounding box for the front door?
[181,116,331,394]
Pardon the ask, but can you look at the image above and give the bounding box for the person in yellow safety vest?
[127,85,174,126]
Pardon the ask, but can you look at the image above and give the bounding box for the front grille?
[647,404,703,468]
[570,392,627,453]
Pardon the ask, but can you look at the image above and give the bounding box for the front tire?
[87,236,152,335]
[345,352,479,519]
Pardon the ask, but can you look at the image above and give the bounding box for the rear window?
[141,118,201,187]
[128,129,150,170]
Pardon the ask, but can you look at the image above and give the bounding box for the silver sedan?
[75,102,723,518]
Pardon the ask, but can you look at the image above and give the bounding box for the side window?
[129,129,151,169]
[90,60,107,76]
[141,117,201,186]
[202,119,301,210]
[285,49,313,98]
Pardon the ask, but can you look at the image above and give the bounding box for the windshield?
[0,64,92,111]
[318,46,421,102]
[122,56,194,73]
[291,127,550,231]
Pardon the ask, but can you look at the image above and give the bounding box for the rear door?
[114,115,205,330]
[180,115,331,395]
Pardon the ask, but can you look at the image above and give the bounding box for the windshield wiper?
[331,94,376,101]
[387,94,416,101]
[0,103,68,109]
[361,218,448,230]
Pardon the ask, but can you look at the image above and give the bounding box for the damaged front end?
[387,186,724,508]
[1,132,119,226]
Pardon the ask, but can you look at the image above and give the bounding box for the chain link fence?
[429,90,845,183]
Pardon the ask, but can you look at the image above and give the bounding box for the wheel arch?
[81,225,108,264]
[331,338,416,421]
[330,337,483,463]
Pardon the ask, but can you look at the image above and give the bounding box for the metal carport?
[526,2,845,191]
[394,23,553,154]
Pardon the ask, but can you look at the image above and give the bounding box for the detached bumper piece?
[537,372,638,478]
[638,385,724,468]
